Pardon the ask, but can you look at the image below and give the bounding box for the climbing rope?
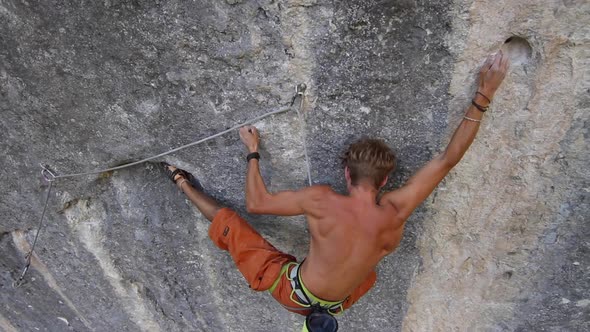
[13,179,53,288]
[292,83,313,186]
[13,88,312,287]
[51,106,292,179]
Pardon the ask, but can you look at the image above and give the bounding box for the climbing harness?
[288,262,343,332]
[13,86,312,287]
[288,263,345,314]
[269,261,342,331]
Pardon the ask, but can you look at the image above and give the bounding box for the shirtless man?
[163,51,509,330]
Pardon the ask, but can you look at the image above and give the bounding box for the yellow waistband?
[268,262,295,294]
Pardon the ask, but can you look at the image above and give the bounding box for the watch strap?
[246,152,260,162]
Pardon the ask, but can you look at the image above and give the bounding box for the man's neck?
[348,183,379,203]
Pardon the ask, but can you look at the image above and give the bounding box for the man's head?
[342,138,396,190]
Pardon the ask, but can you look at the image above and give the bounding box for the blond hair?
[342,138,396,188]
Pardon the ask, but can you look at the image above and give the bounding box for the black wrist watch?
[246,152,260,162]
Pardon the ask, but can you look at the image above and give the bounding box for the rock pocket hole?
[501,36,532,65]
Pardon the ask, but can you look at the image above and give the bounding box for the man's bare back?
[300,185,403,301]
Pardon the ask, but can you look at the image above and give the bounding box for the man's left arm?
[384,51,509,220]
[239,126,319,216]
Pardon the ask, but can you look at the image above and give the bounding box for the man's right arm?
[239,125,327,216]
[384,51,509,220]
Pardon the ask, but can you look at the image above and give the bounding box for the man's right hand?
[239,126,260,153]
[477,50,510,104]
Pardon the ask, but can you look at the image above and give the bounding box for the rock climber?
[162,51,509,331]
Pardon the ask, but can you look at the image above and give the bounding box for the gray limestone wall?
[0,0,588,331]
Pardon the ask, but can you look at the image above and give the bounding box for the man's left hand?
[239,126,260,153]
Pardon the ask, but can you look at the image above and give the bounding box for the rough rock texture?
[403,1,590,331]
[0,0,588,331]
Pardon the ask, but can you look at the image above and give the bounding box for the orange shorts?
[208,208,377,316]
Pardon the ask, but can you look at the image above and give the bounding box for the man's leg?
[162,162,296,291]
[164,164,220,221]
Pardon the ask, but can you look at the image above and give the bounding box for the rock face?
[0,0,588,331]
